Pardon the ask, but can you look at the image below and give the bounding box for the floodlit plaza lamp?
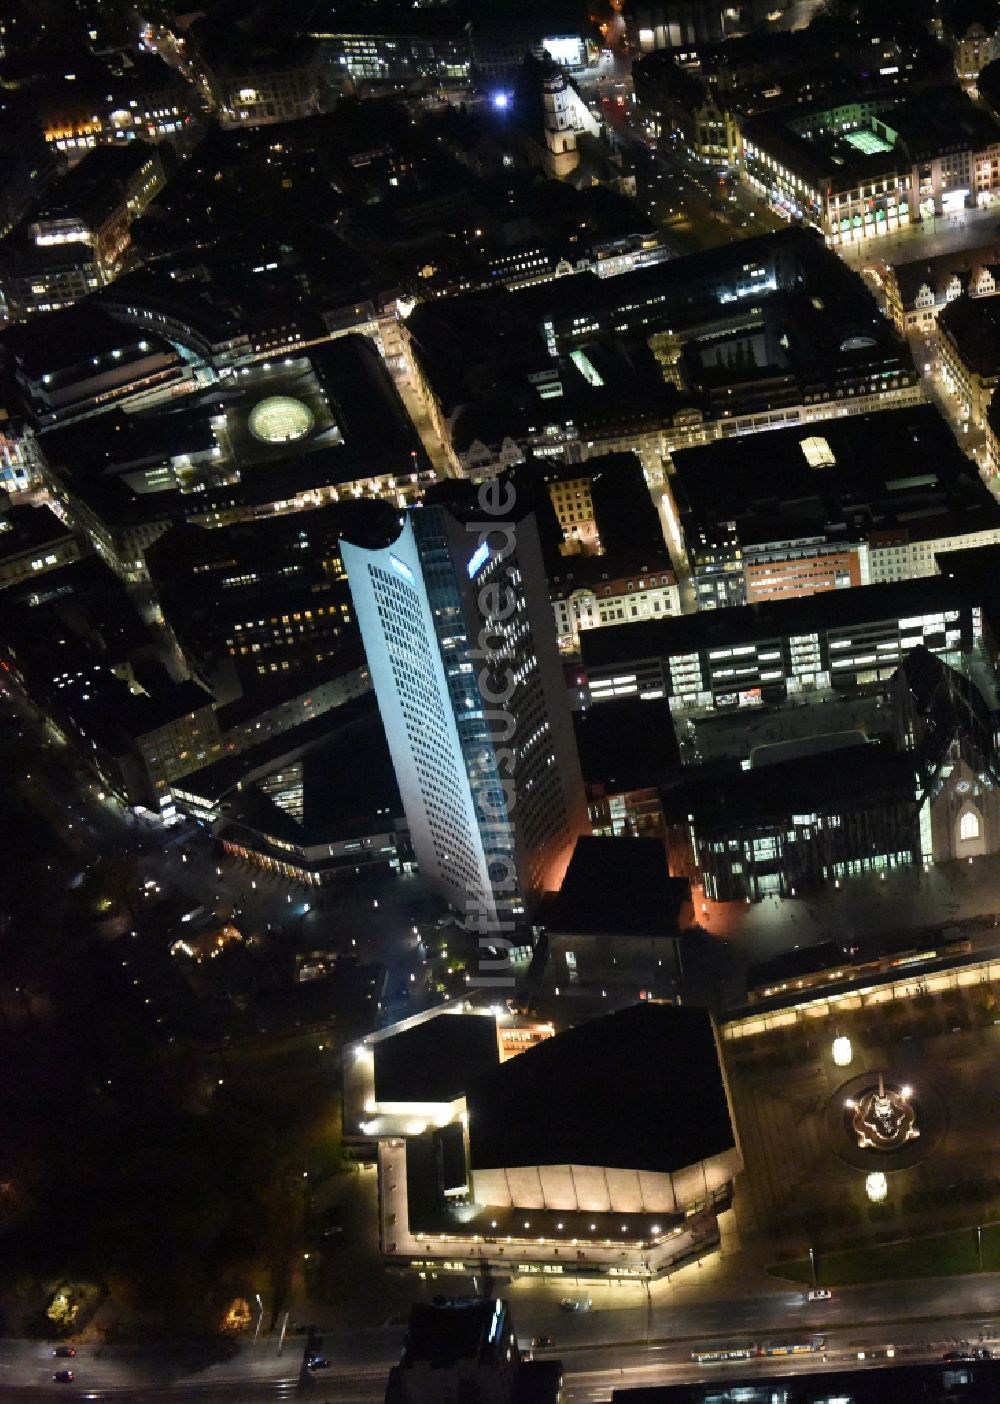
[832,1034,853,1068]
[866,1171,888,1203]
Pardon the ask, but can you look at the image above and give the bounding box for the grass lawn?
[768,1223,1000,1287]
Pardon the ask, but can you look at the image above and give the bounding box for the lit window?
[960,810,980,842]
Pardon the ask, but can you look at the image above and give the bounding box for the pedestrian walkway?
[837,203,1000,269]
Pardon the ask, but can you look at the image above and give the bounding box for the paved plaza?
[723,968,1000,1264]
[695,853,1000,966]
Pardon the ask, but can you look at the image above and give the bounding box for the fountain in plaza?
[847,1073,919,1151]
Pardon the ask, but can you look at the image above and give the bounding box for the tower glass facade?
[341,498,587,930]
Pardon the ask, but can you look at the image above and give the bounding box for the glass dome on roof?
[248,395,314,444]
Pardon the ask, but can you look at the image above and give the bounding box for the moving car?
[53,1371,74,1383]
[307,1354,330,1371]
[806,1289,832,1302]
[53,1347,77,1357]
[560,1297,592,1312]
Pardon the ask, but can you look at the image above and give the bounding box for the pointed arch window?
[960,810,980,842]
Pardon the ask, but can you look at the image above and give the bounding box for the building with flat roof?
[403,227,917,477]
[101,257,335,375]
[310,18,471,92]
[540,835,688,998]
[574,694,678,839]
[173,695,405,886]
[0,110,57,242]
[374,1012,500,1121]
[369,1002,740,1281]
[739,87,1000,248]
[667,403,1000,609]
[938,290,1000,430]
[0,502,81,589]
[344,1005,556,1150]
[0,300,191,431]
[34,337,428,581]
[936,540,1000,655]
[0,144,165,319]
[144,501,395,698]
[385,1297,562,1404]
[0,557,221,808]
[665,742,921,901]
[32,53,198,156]
[625,0,779,50]
[581,575,973,715]
[660,644,1000,900]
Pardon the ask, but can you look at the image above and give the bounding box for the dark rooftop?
[373,1012,499,1105]
[747,940,852,989]
[181,694,390,822]
[936,541,1000,642]
[589,451,670,563]
[399,1298,504,1368]
[938,292,1000,377]
[35,337,424,532]
[666,744,919,831]
[0,301,172,383]
[467,1002,734,1173]
[545,835,687,937]
[33,142,158,223]
[574,696,680,792]
[670,402,996,549]
[0,503,74,562]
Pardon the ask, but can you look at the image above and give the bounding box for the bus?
[692,1337,824,1364]
[759,1337,825,1357]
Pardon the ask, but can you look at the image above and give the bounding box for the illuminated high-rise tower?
[341,491,588,936]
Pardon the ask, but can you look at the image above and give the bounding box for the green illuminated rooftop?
[843,127,893,155]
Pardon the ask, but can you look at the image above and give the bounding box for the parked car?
[530,1335,554,1348]
[560,1298,592,1312]
[307,1354,330,1371]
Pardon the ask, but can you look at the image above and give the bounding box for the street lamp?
[253,1293,264,1343]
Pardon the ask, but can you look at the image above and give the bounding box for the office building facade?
[582,577,974,715]
[342,500,587,929]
